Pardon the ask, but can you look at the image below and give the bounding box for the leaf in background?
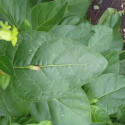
[91,105,111,124]
[29,88,91,125]
[11,123,20,125]
[29,0,43,6]
[120,51,125,75]
[116,105,125,122]
[31,2,68,31]
[0,56,14,76]
[98,8,123,53]
[88,25,113,54]
[28,102,51,122]
[0,73,10,90]
[98,8,122,30]
[112,124,125,125]
[0,40,6,56]
[7,31,107,101]
[66,0,91,17]
[11,121,51,125]
[0,0,26,27]
[110,33,123,53]
[91,124,106,125]
[56,0,91,18]
[59,15,83,25]
[0,85,28,120]
[27,121,51,125]
[0,115,11,125]
[103,51,119,74]
[51,23,93,46]
[85,73,125,114]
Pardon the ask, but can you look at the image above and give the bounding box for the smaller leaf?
[120,51,125,75]
[117,105,125,122]
[27,121,51,125]
[59,15,83,25]
[0,115,11,125]
[91,105,111,124]
[88,25,113,54]
[85,73,125,114]
[65,0,91,18]
[98,8,121,30]
[0,56,14,76]
[0,73,10,90]
[103,51,119,74]
[91,123,106,125]
[31,2,68,31]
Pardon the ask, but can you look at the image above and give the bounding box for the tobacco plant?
[0,0,125,125]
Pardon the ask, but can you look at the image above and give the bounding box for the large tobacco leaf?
[0,0,26,27]
[5,31,108,101]
[29,88,91,125]
[85,73,125,114]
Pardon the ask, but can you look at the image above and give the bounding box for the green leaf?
[88,25,113,54]
[91,123,107,125]
[51,23,93,46]
[98,8,123,53]
[0,116,11,125]
[12,121,51,125]
[31,2,68,31]
[103,51,119,74]
[112,124,125,125]
[29,88,91,125]
[98,8,122,30]
[28,102,51,122]
[0,40,6,56]
[0,73,10,90]
[11,123,20,125]
[110,33,123,53]
[0,0,26,27]
[7,31,108,101]
[117,105,125,122]
[0,56,14,76]
[91,105,111,124]
[0,85,28,119]
[85,73,125,114]
[59,15,83,25]
[67,0,91,17]
[120,51,125,75]
[57,0,91,18]
[27,121,51,125]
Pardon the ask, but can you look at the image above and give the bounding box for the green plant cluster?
[0,0,125,125]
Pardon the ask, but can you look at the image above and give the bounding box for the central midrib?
[14,63,94,69]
